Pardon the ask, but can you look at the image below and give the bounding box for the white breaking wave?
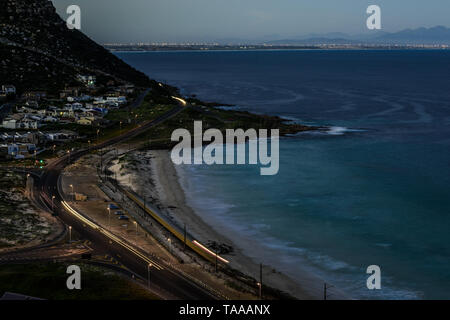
[326,126,366,135]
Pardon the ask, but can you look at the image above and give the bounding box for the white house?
[1,85,16,95]
[20,118,41,129]
[43,116,58,123]
[72,102,83,110]
[2,119,18,129]
[77,75,96,87]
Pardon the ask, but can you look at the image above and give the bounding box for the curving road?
[34,93,220,300]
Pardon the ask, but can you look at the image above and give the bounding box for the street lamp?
[69,226,72,244]
[168,238,172,254]
[52,195,56,212]
[147,263,152,289]
[107,207,111,229]
[257,282,262,300]
[69,184,74,202]
[67,150,71,163]
[134,221,138,243]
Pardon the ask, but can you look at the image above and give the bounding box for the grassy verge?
[0,262,159,300]
[129,105,314,149]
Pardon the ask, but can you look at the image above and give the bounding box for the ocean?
[116,50,450,299]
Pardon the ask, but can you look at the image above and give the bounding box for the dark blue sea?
[116,50,450,299]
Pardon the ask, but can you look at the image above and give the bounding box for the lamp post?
[52,195,55,212]
[67,150,71,163]
[107,207,111,229]
[147,263,152,289]
[134,221,138,243]
[168,238,172,254]
[69,184,74,202]
[257,282,262,300]
[69,226,72,244]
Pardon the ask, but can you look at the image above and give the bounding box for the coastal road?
[34,95,220,299]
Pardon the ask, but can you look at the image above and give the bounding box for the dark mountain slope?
[0,0,154,93]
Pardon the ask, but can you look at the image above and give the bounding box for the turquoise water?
[116,50,450,299]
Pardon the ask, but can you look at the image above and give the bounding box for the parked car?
[118,215,129,221]
[114,210,123,215]
[108,204,119,210]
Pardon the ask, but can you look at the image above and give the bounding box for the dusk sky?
[51,0,450,43]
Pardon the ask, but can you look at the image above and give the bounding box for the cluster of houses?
[1,85,129,129]
[0,76,135,160]
[1,102,109,128]
[0,130,78,159]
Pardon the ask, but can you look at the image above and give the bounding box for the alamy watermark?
[66,5,81,30]
[170,121,280,176]
[366,265,381,290]
[66,265,81,290]
[367,5,382,30]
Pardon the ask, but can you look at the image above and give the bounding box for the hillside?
[0,0,154,93]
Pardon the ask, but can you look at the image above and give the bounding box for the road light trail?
[60,200,164,270]
[193,241,230,264]
[171,96,187,106]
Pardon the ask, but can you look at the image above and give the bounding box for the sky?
[51,0,450,43]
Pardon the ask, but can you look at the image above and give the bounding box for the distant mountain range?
[264,26,450,45]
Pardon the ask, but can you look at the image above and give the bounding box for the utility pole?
[324,283,334,300]
[183,223,187,251]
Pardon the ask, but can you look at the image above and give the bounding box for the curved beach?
[118,149,347,300]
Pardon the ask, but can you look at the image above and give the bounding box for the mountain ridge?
[0,0,154,93]
[264,26,450,45]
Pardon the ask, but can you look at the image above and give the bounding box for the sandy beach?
[112,149,347,300]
